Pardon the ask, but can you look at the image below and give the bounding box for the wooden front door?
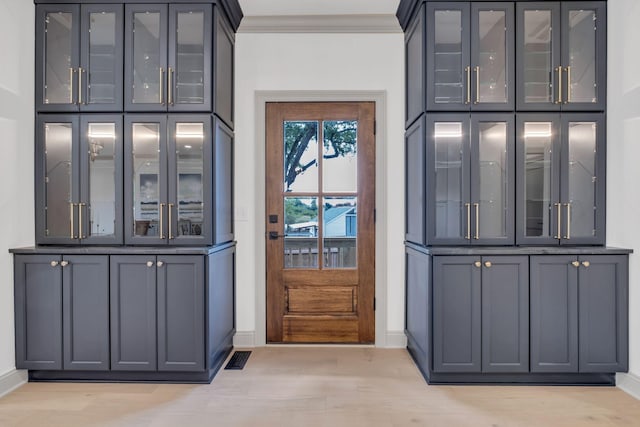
[266,102,375,343]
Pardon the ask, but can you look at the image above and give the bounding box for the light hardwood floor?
[1,347,639,426]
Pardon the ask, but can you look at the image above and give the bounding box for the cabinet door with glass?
[36,115,122,245]
[516,113,604,245]
[426,114,513,245]
[36,4,123,113]
[516,2,606,112]
[124,115,212,245]
[426,2,514,112]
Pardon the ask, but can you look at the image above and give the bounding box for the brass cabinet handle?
[168,203,174,239]
[474,203,480,240]
[69,68,75,104]
[159,67,165,104]
[77,67,83,105]
[159,203,166,239]
[571,260,580,268]
[564,203,571,239]
[582,261,590,268]
[474,261,481,268]
[565,66,572,103]
[554,202,562,240]
[168,67,173,105]
[157,261,164,267]
[60,261,69,267]
[50,261,59,267]
[474,66,480,104]
[465,203,471,240]
[69,202,75,239]
[146,261,154,268]
[78,203,86,239]
[484,261,492,268]
[556,66,563,104]
[465,66,471,104]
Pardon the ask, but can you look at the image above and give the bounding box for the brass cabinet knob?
[50,261,59,267]
[157,261,164,268]
[571,261,580,268]
[474,261,481,268]
[146,261,154,268]
[484,261,492,268]
[582,261,590,268]
[60,261,69,267]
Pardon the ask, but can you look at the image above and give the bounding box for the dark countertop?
[405,242,633,256]
[10,241,236,255]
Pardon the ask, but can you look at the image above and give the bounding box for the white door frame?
[252,90,389,346]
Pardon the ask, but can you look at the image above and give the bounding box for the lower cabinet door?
[157,255,205,372]
[530,256,579,372]
[63,255,109,370]
[578,255,628,372]
[481,256,529,373]
[433,256,481,372]
[110,255,157,371]
[14,255,63,370]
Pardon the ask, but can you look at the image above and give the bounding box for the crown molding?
[238,14,402,34]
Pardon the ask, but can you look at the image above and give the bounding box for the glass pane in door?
[87,11,117,105]
[175,123,204,236]
[323,120,357,193]
[132,12,162,104]
[567,122,597,239]
[284,121,318,193]
[284,197,319,268]
[523,122,554,238]
[323,197,357,269]
[87,123,116,237]
[44,12,74,105]
[44,123,73,237]
[567,10,597,103]
[132,123,161,237]
[434,122,464,238]
[478,122,507,238]
[523,10,553,104]
[477,10,507,103]
[434,10,464,104]
[175,11,205,104]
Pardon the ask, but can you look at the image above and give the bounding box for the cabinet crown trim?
[238,14,402,34]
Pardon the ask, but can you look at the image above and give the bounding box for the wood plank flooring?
[1,347,639,426]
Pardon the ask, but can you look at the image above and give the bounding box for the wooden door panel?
[266,102,375,343]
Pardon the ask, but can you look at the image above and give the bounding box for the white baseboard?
[233,331,256,348]
[617,373,640,400]
[385,331,407,348]
[0,369,27,398]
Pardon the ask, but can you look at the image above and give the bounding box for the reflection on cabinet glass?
[426,2,514,111]
[36,115,123,245]
[516,2,606,111]
[427,113,514,245]
[124,115,212,245]
[36,4,123,112]
[125,4,212,112]
[516,113,605,245]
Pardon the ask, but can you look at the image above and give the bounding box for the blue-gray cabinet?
[35,115,124,245]
[110,255,204,372]
[516,1,606,112]
[36,4,124,113]
[14,255,110,371]
[516,113,605,245]
[530,255,628,373]
[432,255,529,373]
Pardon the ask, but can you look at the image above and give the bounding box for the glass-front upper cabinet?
[36,4,123,112]
[124,115,212,245]
[125,5,212,112]
[516,2,606,111]
[516,113,605,245]
[36,115,123,245]
[426,2,514,112]
[426,113,514,245]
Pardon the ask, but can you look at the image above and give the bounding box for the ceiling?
[238,0,401,16]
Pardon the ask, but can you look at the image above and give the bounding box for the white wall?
[608,0,640,379]
[234,31,405,343]
[0,0,35,376]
